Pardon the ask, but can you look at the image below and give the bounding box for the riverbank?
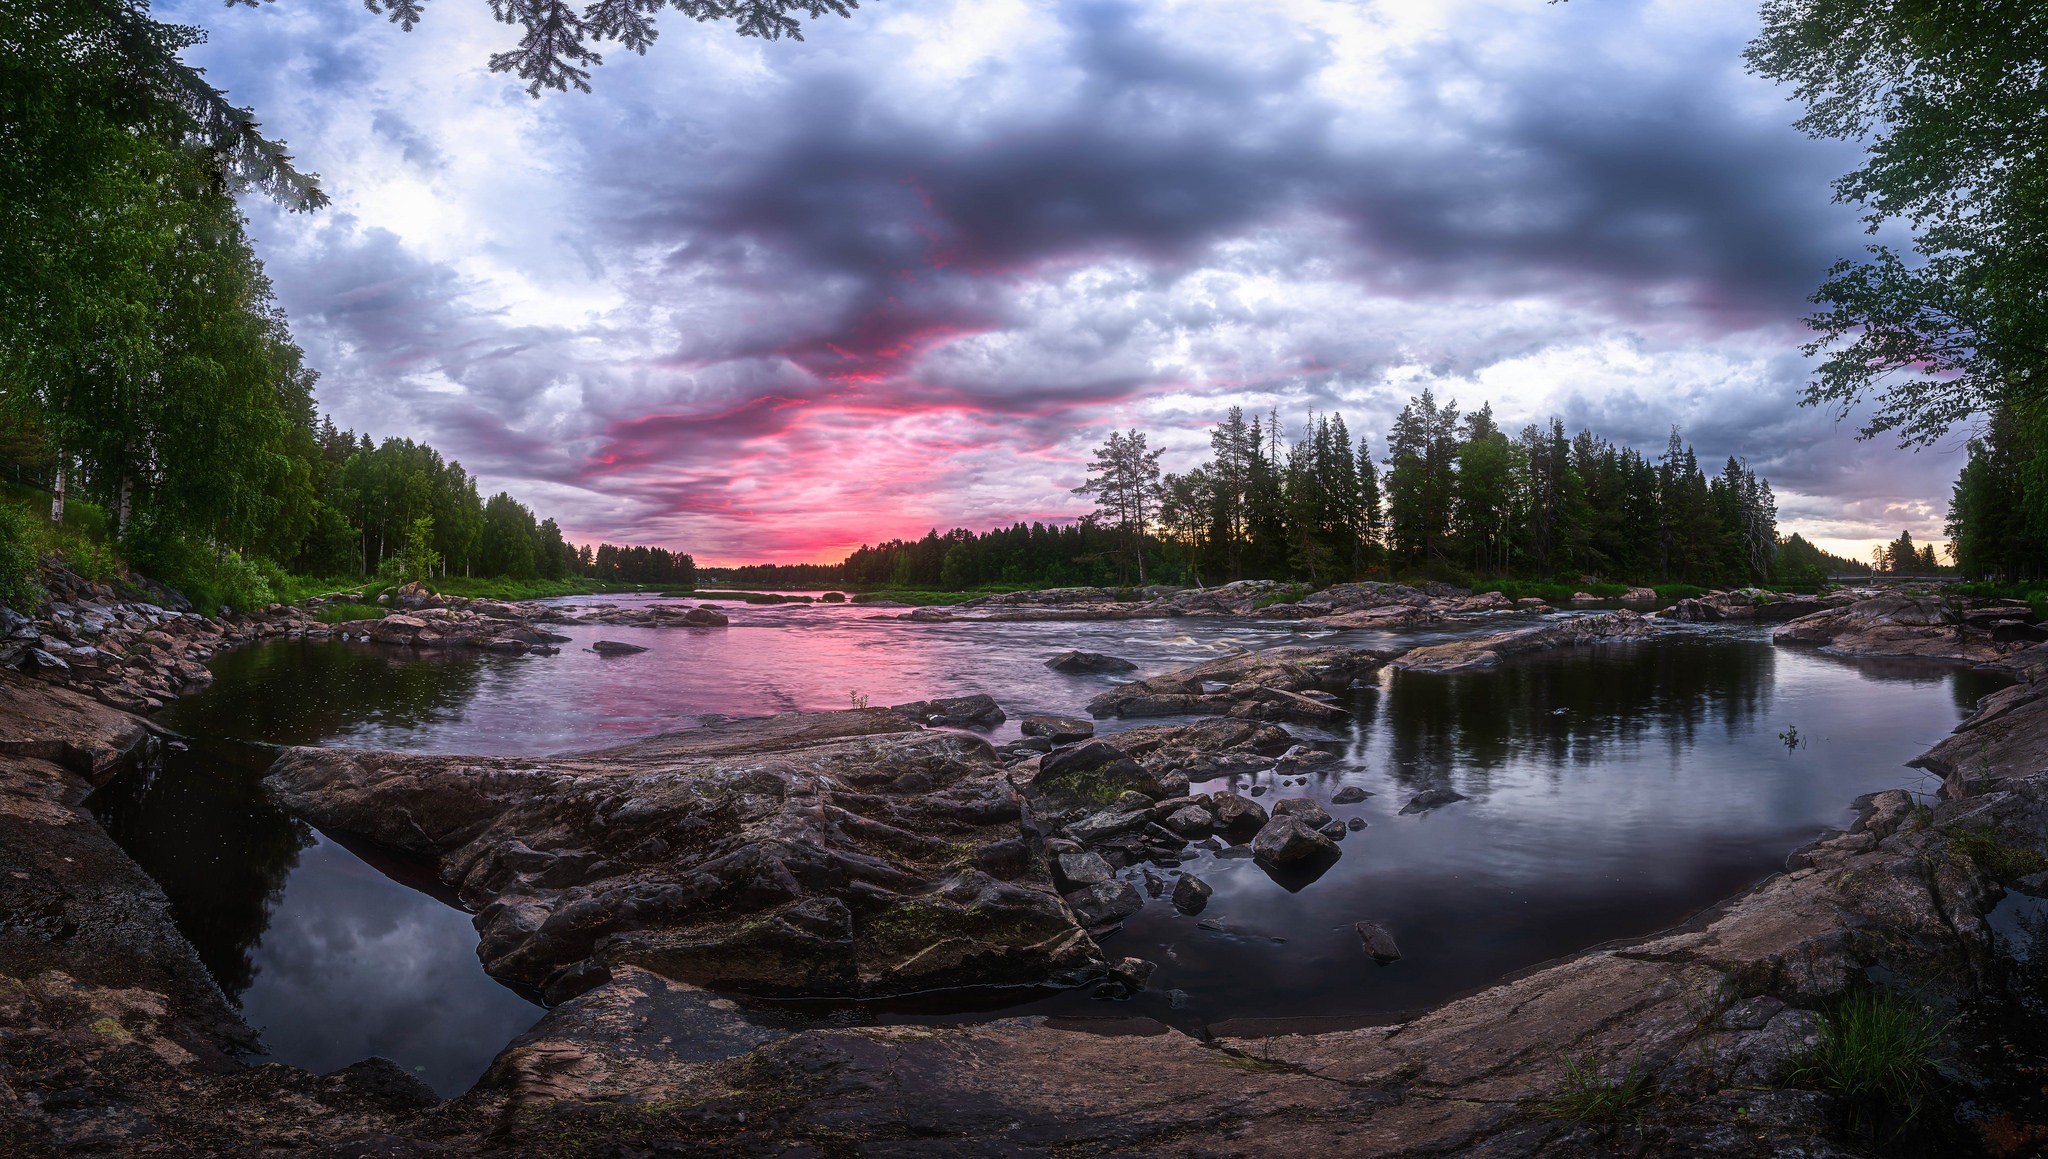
[2,582,2045,1153]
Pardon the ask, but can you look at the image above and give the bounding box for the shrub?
[0,505,44,611]
[120,517,276,614]
[1950,827,2048,881]
[63,539,121,583]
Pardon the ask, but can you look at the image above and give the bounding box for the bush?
[120,517,275,614]
[63,539,121,583]
[0,505,44,611]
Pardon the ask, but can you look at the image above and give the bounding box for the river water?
[87,594,2005,1095]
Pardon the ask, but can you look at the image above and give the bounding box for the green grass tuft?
[1789,989,1945,1118]
[306,601,386,624]
[1949,827,2048,881]
[1537,1054,1654,1124]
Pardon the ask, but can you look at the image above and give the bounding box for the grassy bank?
[276,575,663,605]
[664,590,821,604]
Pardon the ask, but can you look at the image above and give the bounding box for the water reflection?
[89,740,539,1096]
[92,604,2002,1068]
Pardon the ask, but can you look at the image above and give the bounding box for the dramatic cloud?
[163,0,1955,563]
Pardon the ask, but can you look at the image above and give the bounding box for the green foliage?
[849,589,987,606]
[120,517,273,613]
[0,505,43,611]
[671,590,814,604]
[1536,1054,1654,1124]
[394,515,442,584]
[1789,989,1945,1119]
[1949,827,2048,882]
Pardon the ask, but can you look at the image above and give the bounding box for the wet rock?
[1660,588,1849,624]
[1399,788,1469,814]
[1331,785,1369,804]
[1045,650,1139,674]
[1347,817,1367,831]
[1251,815,1340,865]
[1393,610,1663,674]
[1055,851,1115,889]
[1064,878,1143,929]
[589,640,648,656]
[890,693,1006,728]
[1088,644,1394,723]
[1271,797,1333,830]
[1031,740,1164,807]
[1161,804,1215,837]
[1020,715,1094,743]
[1171,873,1212,914]
[267,709,1099,1001]
[1086,718,1293,781]
[1210,791,1267,837]
[1354,920,1402,964]
[1274,743,1336,772]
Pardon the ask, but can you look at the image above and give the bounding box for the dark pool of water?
[86,597,2006,1087]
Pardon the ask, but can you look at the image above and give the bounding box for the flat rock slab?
[1088,644,1394,722]
[1392,610,1661,673]
[1774,594,2048,676]
[266,708,1097,1002]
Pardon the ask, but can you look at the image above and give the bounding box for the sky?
[161,0,1971,567]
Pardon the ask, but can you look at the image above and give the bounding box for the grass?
[1475,580,1635,603]
[278,574,661,604]
[1537,1053,1655,1124]
[1950,827,2048,881]
[1788,989,1945,1120]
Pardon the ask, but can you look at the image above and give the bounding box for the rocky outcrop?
[1660,587,1854,623]
[265,709,1097,1003]
[1773,593,2048,675]
[1392,609,1663,673]
[422,695,2048,1156]
[889,693,1006,728]
[1087,644,1394,722]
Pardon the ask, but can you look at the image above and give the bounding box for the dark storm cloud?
[173,0,1943,558]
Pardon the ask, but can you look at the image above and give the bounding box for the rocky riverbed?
[4,580,2048,1154]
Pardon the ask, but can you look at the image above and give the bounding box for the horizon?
[165,0,1969,568]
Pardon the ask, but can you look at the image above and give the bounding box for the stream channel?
[85,595,2007,1095]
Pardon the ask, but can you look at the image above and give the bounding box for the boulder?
[589,640,648,656]
[1054,851,1115,889]
[1064,879,1143,929]
[1031,741,1164,808]
[1270,797,1333,830]
[1251,814,1340,865]
[1020,715,1094,743]
[1161,804,1215,837]
[890,693,1006,728]
[1209,791,1269,838]
[1045,650,1138,674]
[1331,785,1369,805]
[1170,873,1213,915]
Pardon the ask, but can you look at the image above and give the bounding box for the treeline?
[584,543,695,585]
[1948,402,2048,583]
[861,397,1795,592]
[710,563,841,588]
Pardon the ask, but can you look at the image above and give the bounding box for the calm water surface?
[88,595,2005,1090]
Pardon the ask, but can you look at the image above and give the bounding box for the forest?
[0,1,683,610]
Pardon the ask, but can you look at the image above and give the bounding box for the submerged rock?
[266,708,1097,1002]
[1171,873,1213,915]
[1355,920,1402,964]
[1399,787,1470,814]
[589,640,648,656]
[1044,650,1139,674]
[1331,785,1370,804]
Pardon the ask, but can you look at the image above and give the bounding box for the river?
[86,594,2005,1095]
